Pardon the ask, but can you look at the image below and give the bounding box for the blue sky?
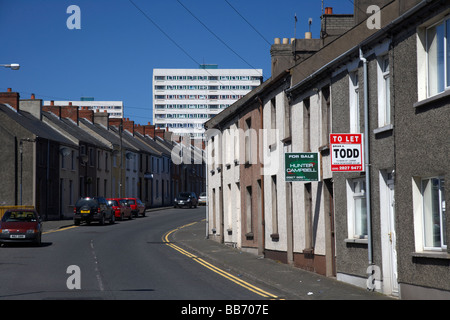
[0,0,354,125]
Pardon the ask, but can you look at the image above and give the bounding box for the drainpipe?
[360,47,373,266]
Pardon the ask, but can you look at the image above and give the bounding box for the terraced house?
[0,90,206,220]
[205,0,449,299]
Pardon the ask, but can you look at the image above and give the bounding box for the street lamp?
[1,64,20,70]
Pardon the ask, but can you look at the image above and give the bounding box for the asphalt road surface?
[0,207,265,300]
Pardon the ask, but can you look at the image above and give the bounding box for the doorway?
[380,171,399,296]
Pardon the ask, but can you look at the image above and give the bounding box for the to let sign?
[330,134,364,172]
[285,153,320,182]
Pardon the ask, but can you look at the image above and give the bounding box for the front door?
[387,179,399,296]
[381,172,399,296]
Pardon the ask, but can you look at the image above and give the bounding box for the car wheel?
[99,214,105,225]
[110,213,115,224]
[35,234,42,247]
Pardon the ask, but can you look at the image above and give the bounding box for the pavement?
[42,207,392,300]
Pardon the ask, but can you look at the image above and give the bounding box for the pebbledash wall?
[205,0,450,299]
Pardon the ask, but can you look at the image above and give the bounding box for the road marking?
[163,222,279,300]
[90,240,105,291]
[43,226,78,235]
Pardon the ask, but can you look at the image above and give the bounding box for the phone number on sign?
[332,165,363,172]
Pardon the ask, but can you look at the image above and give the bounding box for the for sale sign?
[285,153,320,182]
[330,134,364,172]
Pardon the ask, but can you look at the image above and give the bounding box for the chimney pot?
[325,7,333,15]
[274,38,281,44]
[31,93,35,99]
[282,38,289,44]
[7,88,11,92]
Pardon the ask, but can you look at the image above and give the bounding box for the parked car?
[74,197,115,225]
[122,198,145,217]
[174,192,198,208]
[107,198,132,221]
[198,192,207,206]
[0,209,42,246]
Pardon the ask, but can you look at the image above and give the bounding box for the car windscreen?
[2,211,38,222]
[127,199,135,205]
[107,200,119,206]
[178,193,191,198]
[75,199,98,207]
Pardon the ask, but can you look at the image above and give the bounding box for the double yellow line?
[163,222,279,300]
[43,225,78,235]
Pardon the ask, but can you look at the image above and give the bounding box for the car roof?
[4,209,37,213]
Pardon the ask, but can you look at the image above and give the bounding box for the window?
[284,94,291,139]
[349,71,360,133]
[246,186,252,236]
[422,177,446,251]
[245,118,252,164]
[378,56,391,127]
[426,18,450,97]
[303,98,311,151]
[271,175,278,237]
[321,86,331,145]
[347,178,367,239]
[271,98,277,146]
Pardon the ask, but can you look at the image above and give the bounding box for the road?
[0,207,267,300]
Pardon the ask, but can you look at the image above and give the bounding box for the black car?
[174,192,198,208]
[74,197,115,225]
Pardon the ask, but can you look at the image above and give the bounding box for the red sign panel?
[330,134,364,172]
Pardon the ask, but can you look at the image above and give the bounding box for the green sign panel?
[285,153,320,182]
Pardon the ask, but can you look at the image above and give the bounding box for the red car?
[107,198,132,220]
[122,198,145,217]
[0,209,42,246]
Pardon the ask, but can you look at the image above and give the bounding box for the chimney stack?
[61,104,79,124]
[93,109,110,129]
[123,118,135,135]
[43,104,62,119]
[79,106,94,123]
[0,88,20,111]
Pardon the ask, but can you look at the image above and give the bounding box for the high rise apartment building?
[152,65,263,138]
[44,98,124,118]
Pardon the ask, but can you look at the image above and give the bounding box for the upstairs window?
[427,17,450,97]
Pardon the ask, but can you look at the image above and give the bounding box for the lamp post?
[1,64,20,70]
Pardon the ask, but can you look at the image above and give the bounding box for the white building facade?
[44,100,124,118]
[153,66,263,138]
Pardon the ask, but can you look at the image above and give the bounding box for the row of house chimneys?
[0,88,168,140]
[271,0,390,77]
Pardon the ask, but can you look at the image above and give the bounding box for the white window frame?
[421,177,447,251]
[426,17,450,98]
[377,55,391,127]
[346,178,368,240]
